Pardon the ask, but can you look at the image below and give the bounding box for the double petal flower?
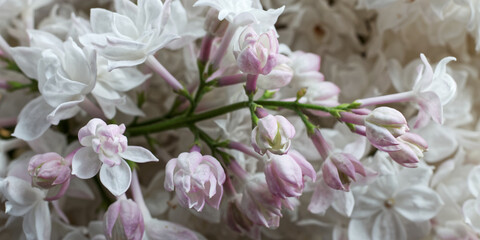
[80,0,179,70]
[72,118,158,196]
[10,30,96,141]
[164,151,226,212]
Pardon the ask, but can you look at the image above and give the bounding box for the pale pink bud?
[322,153,366,191]
[78,118,128,167]
[226,201,260,239]
[164,152,226,211]
[240,174,283,228]
[387,132,428,168]
[204,8,229,37]
[365,107,409,151]
[264,150,316,198]
[28,152,71,189]
[235,27,279,75]
[104,199,144,240]
[251,114,295,155]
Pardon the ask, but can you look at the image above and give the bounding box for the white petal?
[27,29,63,51]
[397,165,432,190]
[99,160,132,196]
[372,211,406,240]
[308,180,334,215]
[34,201,51,240]
[348,218,374,240]
[145,218,199,240]
[47,99,83,125]
[62,38,95,87]
[9,47,42,79]
[394,185,443,222]
[468,166,480,197]
[331,191,355,217]
[65,177,95,200]
[71,147,102,179]
[119,146,159,163]
[12,97,53,141]
[463,198,480,232]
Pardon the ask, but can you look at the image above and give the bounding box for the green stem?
[128,101,249,136]
[127,100,359,137]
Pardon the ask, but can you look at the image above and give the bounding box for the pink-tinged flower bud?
[235,27,279,75]
[226,201,260,239]
[264,150,316,198]
[104,199,144,240]
[204,8,229,37]
[164,152,226,211]
[387,132,428,168]
[365,107,409,151]
[78,118,128,167]
[240,174,283,228]
[28,152,71,189]
[322,153,366,191]
[251,114,295,155]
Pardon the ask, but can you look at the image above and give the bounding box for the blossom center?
[384,198,395,208]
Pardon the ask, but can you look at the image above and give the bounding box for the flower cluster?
[0,0,478,240]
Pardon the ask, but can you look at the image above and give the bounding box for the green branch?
[126,100,360,137]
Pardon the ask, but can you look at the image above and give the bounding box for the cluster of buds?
[365,107,428,167]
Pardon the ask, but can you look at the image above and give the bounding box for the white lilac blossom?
[164,151,226,212]
[10,30,96,141]
[193,0,284,28]
[0,176,51,240]
[350,166,443,240]
[79,0,178,70]
[72,118,158,196]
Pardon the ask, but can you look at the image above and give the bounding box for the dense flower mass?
[0,0,479,240]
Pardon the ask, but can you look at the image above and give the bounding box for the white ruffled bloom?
[79,0,179,70]
[193,0,284,28]
[10,30,96,141]
[0,176,51,240]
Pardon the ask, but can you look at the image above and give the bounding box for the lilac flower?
[322,152,367,191]
[193,0,284,28]
[251,114,296,155]
[72,118,158,196]
[164,151,226,211]
[264,150,316,198]
[234,27,279,75]
[412,54,457,128]
[10,30,96,141]
[240,174,283,228]
[28,152,72,200]
[365,107,409,151]
[104,199,144,240]
[79,0,179,70]
[387,132,428,168]
[0,176,51,240]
